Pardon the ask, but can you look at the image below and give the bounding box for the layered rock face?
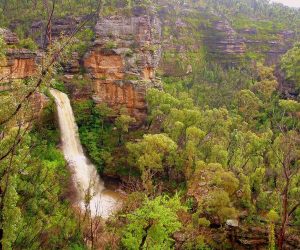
[0,49,36,81]
[84,11,162,123]
[29,15,91,47]
[0,29,37,85]
[205,20,246,65]
[157,1,296,72]
[0,29,46,116]
[0,28,19,45]
[200,15,295,66]
[243,29,295,65]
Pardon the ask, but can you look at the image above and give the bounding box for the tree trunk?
[278,181,289,250]
[139,221,153,249]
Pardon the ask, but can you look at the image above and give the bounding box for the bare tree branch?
[0,10,98,126]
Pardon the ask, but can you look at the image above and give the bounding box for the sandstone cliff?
[0,29,46,116]
[0,29,37,85]
[158,1,296,74]
[0,49,36,82]
[3,1,295,123]
[3,8,164,125]
[83,10,162,124]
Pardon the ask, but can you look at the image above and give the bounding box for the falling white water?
[50,89,119,218]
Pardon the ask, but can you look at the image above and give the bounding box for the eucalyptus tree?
[122,195,185,249]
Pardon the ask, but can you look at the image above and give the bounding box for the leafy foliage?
[281,43,300,90]
[122,195,185,250]
[0,105,84,249]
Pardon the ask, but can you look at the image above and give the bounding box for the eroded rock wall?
[0,49,36,82]
[84,12,162,124]
[205,19,247,65]
[0,29,37,86]
[157,1,296,72]
[0,29,46,115]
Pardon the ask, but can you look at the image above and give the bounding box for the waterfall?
[50,89,119,218]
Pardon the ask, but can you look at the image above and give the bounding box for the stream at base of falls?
[50,89,121,218]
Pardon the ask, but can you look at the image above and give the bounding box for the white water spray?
[50,89,119,218]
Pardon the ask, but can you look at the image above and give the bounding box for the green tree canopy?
[122,194,185,250]
[281,43,300,90]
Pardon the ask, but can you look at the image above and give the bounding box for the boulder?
[226,219,239,227]
[0,28,19,45]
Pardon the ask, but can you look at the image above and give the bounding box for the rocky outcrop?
[29,15,92,47]
[84,12,162,124]
[0,29,37,85]
[8,11,163,124]
[242,29,295,65]
[0,28,45,117]
[204,19,294,66]
[0,49,37,81]
[227,225,300,250]
[0,28,19,45]
[208,20,246,58]
[158,2,296,71]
